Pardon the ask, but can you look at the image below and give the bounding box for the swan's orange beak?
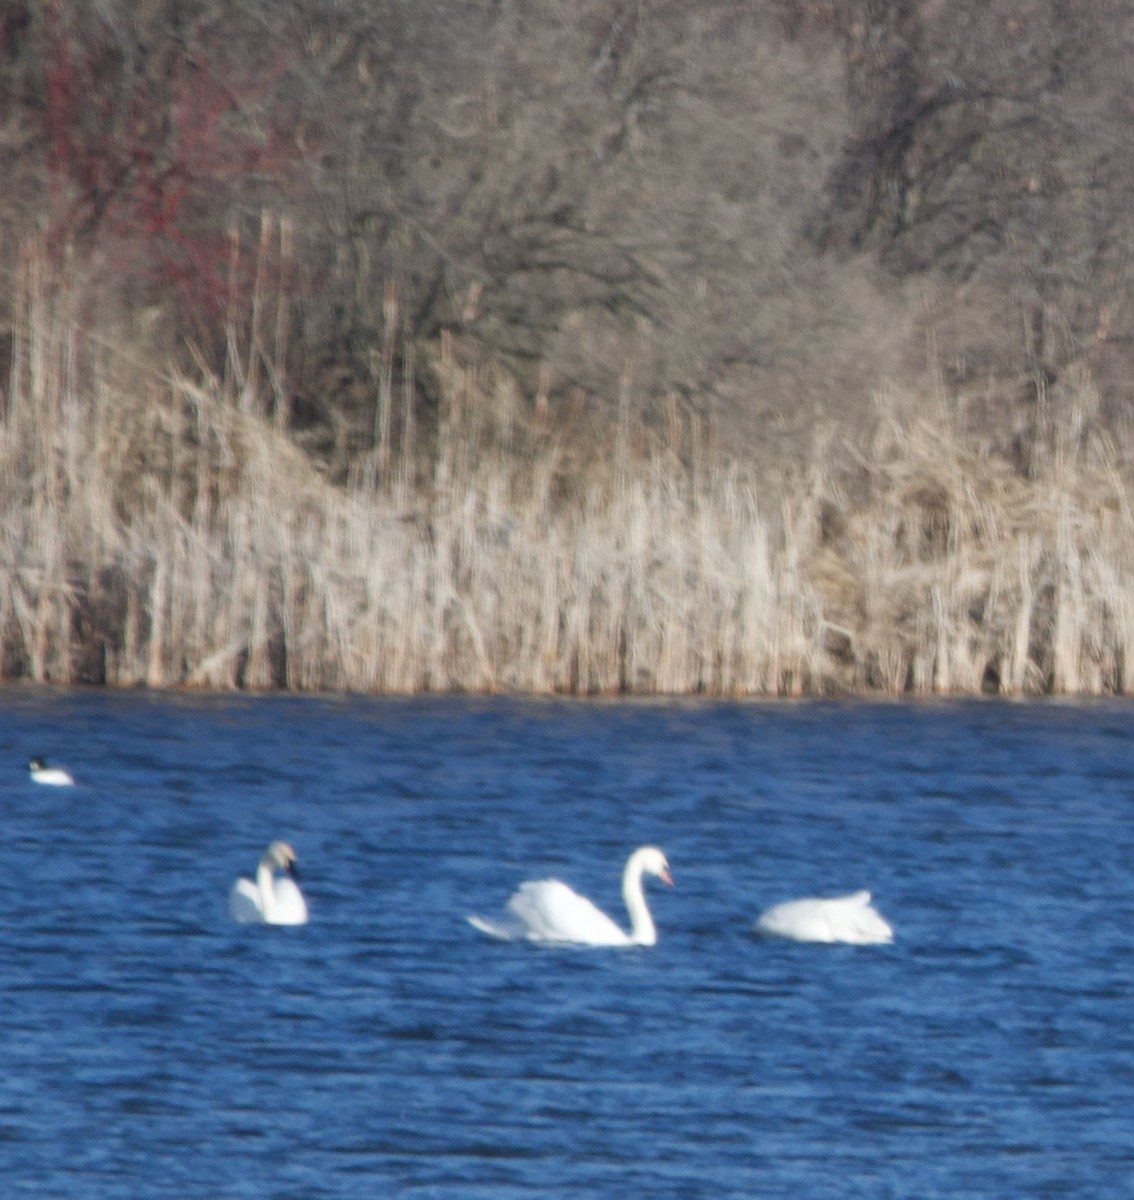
[661,866,674,887]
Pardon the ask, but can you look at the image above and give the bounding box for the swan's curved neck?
[256,860,278,921]
[622,860,657,946]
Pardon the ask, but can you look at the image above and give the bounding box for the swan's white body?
[469,845,673,946]
[229,841,308,926]
[756,890,893,944]
[29,757,74,787]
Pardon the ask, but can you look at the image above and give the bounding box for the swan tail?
[467,913,523,941]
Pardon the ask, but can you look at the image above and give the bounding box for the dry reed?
[6,245,1134,696]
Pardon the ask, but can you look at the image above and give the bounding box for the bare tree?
[813,0,1134,467]
[6,0,1134,481]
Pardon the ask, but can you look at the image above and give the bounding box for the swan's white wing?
[229,877,264,923]
[32,768,75,786]
[270,876,309,925]
[756,897,837,942]
[506,879,630,946]
[756,890,893,945]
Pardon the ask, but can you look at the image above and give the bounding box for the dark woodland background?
[5,0,1133,481]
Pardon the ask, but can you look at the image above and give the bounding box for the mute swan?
[468,845,673,946]
[229,841,308,925]
[755,890,893,944]
[28,757,74,786]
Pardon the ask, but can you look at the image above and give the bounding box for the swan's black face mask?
[286,862,301,881]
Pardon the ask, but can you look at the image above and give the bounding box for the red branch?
[37,9,304,328]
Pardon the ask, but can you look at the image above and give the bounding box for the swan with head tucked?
[755,889,893,944]
[29,756,75,787]
[469,845,673,946]
[229,841,308,925]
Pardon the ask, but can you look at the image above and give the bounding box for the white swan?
[755,889,893,944]
[28,756,75,786]
[468,845,673,946]
[229,841,309,925]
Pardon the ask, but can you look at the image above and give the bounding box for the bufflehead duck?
[28,757,75,787]
[229,841,309,925]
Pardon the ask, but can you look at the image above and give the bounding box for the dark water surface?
[1,692,1132,1198]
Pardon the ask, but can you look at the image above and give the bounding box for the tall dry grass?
[5,244,1134,695]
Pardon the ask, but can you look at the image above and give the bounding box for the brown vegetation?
[3,2,1134,695]
[5,242,1134,696]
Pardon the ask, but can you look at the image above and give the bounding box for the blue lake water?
[1,691,1132,1198]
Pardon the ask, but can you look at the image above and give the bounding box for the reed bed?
[5,251,1134,695]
